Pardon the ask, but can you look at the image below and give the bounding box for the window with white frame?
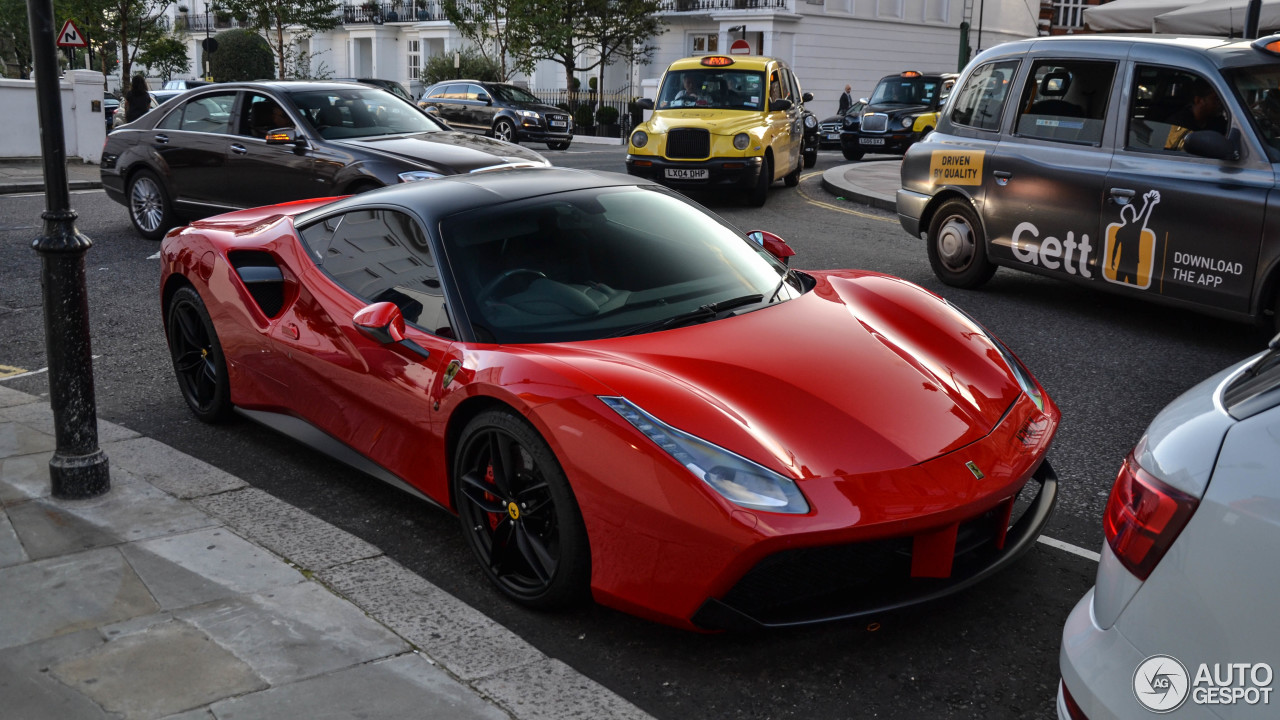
[407,40,421,81]
[690,33,719,55]
[1054,0,1087,27]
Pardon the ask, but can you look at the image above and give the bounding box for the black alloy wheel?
[493,118,517,143]
[454,409,589,609]
[166,286,232,422]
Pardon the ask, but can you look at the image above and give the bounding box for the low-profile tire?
[453,409,590,610]
[166,286,233,423]
[927,198,996,289]
[128,169,177,240]
[747,155,772,208]
[841,147,864,162]
[803,147,817,168]
[493,118,517,143]
[783,159,801,187]
[547,141,571,150]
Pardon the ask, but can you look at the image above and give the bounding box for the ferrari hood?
[646,111,771,137]
[540,271,1027,479]
[334,131,548,173]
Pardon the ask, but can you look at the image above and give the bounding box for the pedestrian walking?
[124,75,150,123]
[838,84,853,116]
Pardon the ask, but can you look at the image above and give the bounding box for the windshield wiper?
[610,294,764,338]
[768,268,797,303]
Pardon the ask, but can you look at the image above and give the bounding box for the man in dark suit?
[838,85,853,116]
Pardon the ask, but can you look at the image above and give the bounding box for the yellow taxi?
[626,55,811,207]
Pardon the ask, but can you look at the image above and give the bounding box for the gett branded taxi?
[899,34,1280,329]
[626,55,811,207]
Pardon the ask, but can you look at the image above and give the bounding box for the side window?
[178,92,237,135]
[298,209,452,337]
[1126,65,1230,154]
[239,93,294,139]
[427,86,446,99]
[951,60,1019,131]
[156,106,183,130]
[467,84,487,101]
[768,70,783,103]
[1013,60,1116,145]
[443,84,464,99]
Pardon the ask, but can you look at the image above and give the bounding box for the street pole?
[26,0,110,499]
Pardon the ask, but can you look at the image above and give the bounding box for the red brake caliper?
[485,463,501,530]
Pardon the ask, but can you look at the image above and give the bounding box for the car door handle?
[1109,188,1136,205]
[153,134,169,144]
[992,170,1011,186]
[230,144,247,155]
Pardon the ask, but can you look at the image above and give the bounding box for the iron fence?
[527,86,639,137]
[657,0,789,10]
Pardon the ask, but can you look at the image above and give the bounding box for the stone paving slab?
[120,526,304,610]
[51,619,267,720]
[318,555,545,681]
[103,437,246,499]
[0,450,55,505]
[0,402,140,445]
[0,547,159,650]
[0,385,35,408]
[176,580,409,686]
[208,653,511,720]
[0,505,27,567]
[7,467,215,560]
[192,488,381,572]
[0,629,114,720]
[0,420,57,457]
[476,659,654,720]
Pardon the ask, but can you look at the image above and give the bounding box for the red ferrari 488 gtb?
[159,167,1059,630]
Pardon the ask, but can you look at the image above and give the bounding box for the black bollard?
[27,0,110,498]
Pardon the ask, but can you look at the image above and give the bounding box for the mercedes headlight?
[803,114,817,129]
[733,133,750,150]
[398,170,444,183]
[630,130,648,148]
[946,301,1045,412]
[600,396,809,514]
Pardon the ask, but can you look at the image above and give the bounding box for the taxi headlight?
[733,132,750,150]
[600,396,809,514]
[630,130,648,148]
[398,170,444,183]
[901,117,914,129]
[803,114,817,129]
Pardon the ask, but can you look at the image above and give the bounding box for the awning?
[1153,0,1280,35]
[1084,0,1210,31]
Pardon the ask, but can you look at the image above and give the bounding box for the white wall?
[0,70,105,162]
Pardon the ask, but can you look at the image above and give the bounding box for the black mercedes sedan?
[417,80,573,150]
[101,80,550,239]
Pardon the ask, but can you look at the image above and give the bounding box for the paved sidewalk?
[819,157,901,212]
[0,159,102,195]
[0,384,652,720]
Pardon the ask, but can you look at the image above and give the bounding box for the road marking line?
[1038,535,1101,562]
[797,173,896,223]
[0,364,28,379]
[0,355,101,382]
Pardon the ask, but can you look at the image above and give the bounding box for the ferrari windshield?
[286,87,444,139]
[656,70,767,111]
[439,185,802,343]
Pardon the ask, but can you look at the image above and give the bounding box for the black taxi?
[899,34,1280,328]
[841,71,956,161]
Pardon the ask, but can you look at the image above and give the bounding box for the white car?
[1058,338,1280,718]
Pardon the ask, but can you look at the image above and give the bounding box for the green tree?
[222,0,340,79]
[0,0,32,77]
[441,0,530,80]
[207,28,273,81]
[138,33,189,81]
[59,0,172,89]
[423,48,502,85]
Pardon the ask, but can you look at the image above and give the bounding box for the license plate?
[826,133,840,140]
[665,168,708,180]
[549,120,566,127]
[860,137,886,145]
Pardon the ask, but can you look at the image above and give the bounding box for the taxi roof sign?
[901,70,922,77]
[701,56,735,67]
[56,19,87,48]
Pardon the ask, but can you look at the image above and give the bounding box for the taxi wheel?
[454,409,590,610]
[784,160,801,187]
[748,156,772,207]
[842,148,864,162]
[927,199,996,288]
[803,147,817,168]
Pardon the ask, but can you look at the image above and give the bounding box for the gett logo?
[1011,223,1094,278]
[1103,190,1161,290]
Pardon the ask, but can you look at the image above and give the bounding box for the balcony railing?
[657,0,790,11]
[177,14,256,32]
[341,0,485,23]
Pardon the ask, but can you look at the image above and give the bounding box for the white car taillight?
[1103,452,1199,581]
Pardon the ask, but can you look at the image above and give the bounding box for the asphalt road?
[0,146,1265,719]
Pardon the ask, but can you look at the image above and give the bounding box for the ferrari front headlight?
[600,396,809,514]
[733,133,750,150]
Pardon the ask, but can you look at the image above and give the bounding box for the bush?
[595,105,619,125]
[573,104,594,127]
[423,50,502,84]
[207,29,274,81]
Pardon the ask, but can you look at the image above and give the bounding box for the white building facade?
[166,0,1041,119]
